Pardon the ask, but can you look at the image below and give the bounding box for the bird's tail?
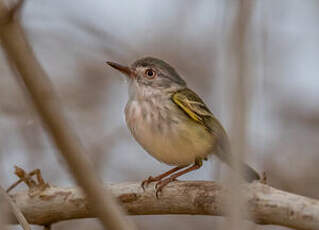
[242,163,260,182]
[216,147,260,182]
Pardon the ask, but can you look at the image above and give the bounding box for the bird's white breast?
[125,98,215,166]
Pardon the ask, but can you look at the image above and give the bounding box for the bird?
[107,57,260,197]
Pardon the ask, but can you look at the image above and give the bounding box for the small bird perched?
[107,57,259,197]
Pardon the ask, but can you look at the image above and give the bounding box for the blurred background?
[1,0,319,229]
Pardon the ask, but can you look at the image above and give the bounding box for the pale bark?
[7,181,319,230]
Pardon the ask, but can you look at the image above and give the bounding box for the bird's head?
[107,57,186,98]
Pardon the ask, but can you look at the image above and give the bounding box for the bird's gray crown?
[132,57,186,86]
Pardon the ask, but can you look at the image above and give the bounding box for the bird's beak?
[106,61,136,79]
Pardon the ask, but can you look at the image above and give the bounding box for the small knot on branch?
[7,166,49,196]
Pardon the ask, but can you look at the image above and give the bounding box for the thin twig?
[6,179,23,193]
[0,186,31,230]
[7,167,49,193]
[0,1,135,230]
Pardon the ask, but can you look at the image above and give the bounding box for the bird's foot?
[155,177,177,199]
[141,166,185,192]
[141,176,160,191]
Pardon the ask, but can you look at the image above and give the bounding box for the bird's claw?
[141,175,179,198]
[154,177,177,199]
[155,188,161,199]
[141,176,157,191]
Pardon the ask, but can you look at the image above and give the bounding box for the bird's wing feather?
[172,88,229,152]
[172,88,211,122]
[172,88,260,181]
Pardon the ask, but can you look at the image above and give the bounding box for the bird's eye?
[144,69,156,79]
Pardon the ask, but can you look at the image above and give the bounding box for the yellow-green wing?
[172,88,260,181]
[172,88,212,122]
[172,88,229,151]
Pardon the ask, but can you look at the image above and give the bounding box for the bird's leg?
[141,166,185,190]
[155,158,202,198]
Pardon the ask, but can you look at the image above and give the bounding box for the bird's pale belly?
[125,100,216,166]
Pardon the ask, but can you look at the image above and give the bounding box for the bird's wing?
[172,88,229,151]
[172,88,260,181]
[172,88,212,122]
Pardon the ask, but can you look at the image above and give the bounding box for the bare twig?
[6,179,24,194]
[0,186,31,230]
[7,166,48,193]
[5,181,319,230]
[0,1,134,230]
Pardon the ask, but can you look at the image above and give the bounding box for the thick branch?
[8,181,319,230]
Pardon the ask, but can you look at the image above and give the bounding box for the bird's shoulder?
[171,88,214,122]
[171,88,229,150]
